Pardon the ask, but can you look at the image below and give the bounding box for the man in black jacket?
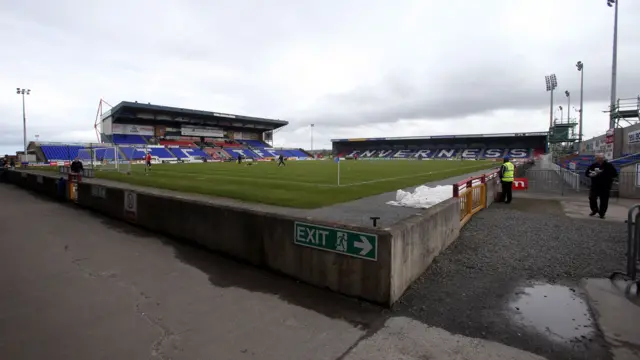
[70,157,84,174]
[585,154,618,219]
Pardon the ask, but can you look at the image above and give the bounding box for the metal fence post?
[632,210,640,281]
[611,205,640,283]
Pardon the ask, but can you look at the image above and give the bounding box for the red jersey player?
[145,152,152,174]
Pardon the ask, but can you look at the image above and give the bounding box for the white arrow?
[354,236,373,256]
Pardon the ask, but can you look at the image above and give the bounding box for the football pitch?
[85,160,496,208]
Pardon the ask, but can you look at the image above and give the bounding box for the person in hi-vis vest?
[499,156,515,204]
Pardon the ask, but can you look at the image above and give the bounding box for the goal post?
[78,145,130,173]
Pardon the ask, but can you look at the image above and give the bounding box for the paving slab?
[0,183,555,360]
[581,278,640,360]
[342,317,546,360]
[0,184,375,360]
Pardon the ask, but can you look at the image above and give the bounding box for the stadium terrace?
[331,132,549,160]
[26,101,311,164]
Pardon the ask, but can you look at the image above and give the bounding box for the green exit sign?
[294,222,378,261]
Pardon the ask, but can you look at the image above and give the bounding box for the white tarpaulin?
[386,185,453,209]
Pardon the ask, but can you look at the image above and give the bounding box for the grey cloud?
[291,62,640,130]
[1,0,640,150]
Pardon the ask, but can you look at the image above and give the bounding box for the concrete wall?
[620,123,640,155]
[75,181,395,304]
[618,162,640,199]
[387,197,461,302]
[6,170,468,306]
[581,123,640,158]
[485,176,501,206]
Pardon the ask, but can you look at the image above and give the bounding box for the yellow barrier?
[458,183,486,226]
[453,169,498,227]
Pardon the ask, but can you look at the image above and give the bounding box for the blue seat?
[183,148,210,158]
[169,148,189,159]
[148,147,175,159]
[41,145,84,161]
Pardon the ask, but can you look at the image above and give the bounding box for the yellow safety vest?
[502,162,515,182]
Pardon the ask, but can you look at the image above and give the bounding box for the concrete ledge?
[388,197,461,302]
[6,170,463,306]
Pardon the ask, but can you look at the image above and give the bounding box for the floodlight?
[545,74,557,92]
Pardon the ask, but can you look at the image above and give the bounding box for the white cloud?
[1,0,639,156]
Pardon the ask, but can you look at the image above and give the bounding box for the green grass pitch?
[85,159,496,208]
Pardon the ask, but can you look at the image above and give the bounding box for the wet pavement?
[4,182,637,359]
[0,184,550,360]
[392,197,628,360]
[0,184,379,360]
[507,283,594,344]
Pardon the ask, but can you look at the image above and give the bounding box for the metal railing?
[538,153,581,192]
[59,166,95,178]
[519,169,582,195]
[453,170,496,227]
[610,205,640,296]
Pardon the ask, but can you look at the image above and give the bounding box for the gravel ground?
[392,198,628,360]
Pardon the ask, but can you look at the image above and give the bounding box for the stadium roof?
[331,131,549,142]
[103,101,289,130]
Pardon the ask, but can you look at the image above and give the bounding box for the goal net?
[78,145,130,173]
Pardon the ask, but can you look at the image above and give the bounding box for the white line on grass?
[338,163,495,187]
[141,163,494,189]
[144,169,337,187]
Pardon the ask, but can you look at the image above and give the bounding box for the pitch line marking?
[339,163,494,187]
[144,169,336,187]
[137,163,494,188]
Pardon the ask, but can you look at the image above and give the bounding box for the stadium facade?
[331,132,548,160]
[27,101,312,164]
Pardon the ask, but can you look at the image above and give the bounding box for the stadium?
[12,95,640,206]
[14,100,553,208]
[4,96,640,352]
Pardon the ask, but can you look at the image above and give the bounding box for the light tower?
[576,61,584,144]
[565,90,571,124]
[310,123,315,153]
[607,0,619,129]
[16,87,31,155]
[545,74,558,127]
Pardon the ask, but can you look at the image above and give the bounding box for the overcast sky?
[1,0,639,155]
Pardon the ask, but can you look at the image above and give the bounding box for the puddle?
[509,283,594,343]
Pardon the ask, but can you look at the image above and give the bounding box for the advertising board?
[606,128,615,144]
[180,125,223,137]
[112,124,154,135]
[512,178,529,190]
[628,129,640,145]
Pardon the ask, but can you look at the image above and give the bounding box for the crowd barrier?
[452,169,500,226]
[610,204,640,296]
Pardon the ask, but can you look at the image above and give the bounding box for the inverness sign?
[294,222,378,261]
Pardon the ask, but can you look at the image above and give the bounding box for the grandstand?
[25,101,312,165]
[331,132,548,160]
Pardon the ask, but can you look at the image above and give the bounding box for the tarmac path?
[0,183,554,360]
